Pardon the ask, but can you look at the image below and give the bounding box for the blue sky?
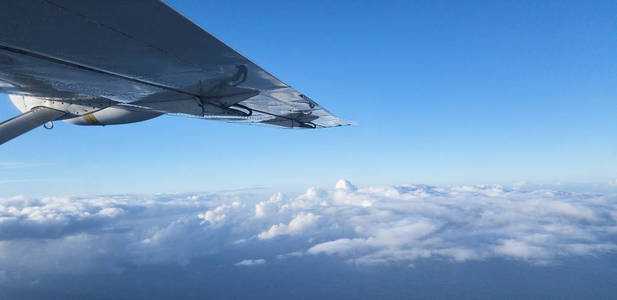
[2,0,617,196]
[2,2,617,299]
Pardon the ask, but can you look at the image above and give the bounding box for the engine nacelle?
[9,94,162,126]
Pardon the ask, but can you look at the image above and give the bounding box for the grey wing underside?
[0,0,353,128]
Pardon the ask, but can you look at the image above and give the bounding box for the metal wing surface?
[0,0,352,128]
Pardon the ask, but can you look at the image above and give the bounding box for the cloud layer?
[1,179,616,282]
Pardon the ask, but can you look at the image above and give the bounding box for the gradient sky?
[2,0,617,196]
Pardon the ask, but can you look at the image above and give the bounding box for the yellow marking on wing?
[82,113,102,125]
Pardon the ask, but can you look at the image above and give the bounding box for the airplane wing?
[0,0,353,141]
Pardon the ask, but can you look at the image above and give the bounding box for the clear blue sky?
[2,0,617,196]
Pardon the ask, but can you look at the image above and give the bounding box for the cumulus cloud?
[198,201,241,225]
[0,180,616,283]
[255,192,285,218]
[258,213,319,239]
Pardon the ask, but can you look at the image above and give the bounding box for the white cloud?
[335,179,357,191]
[198,202,241,225]
[307,238,368,255]
[255,192,284,218]
[493,239,551,261]
[258,213,319,240]
[234,258,266,266]
[0,179,616,282]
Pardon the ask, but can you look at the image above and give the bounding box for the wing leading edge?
[0,0,353,130]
